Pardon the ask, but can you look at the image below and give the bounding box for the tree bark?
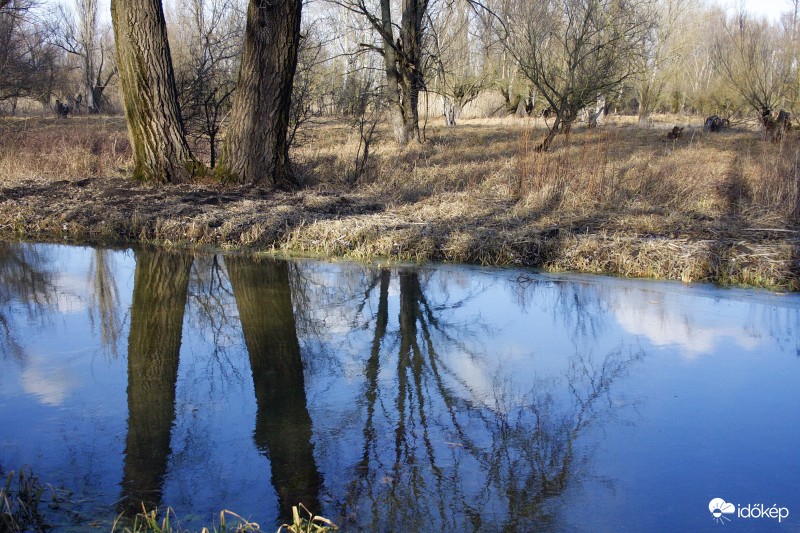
[120,250,191,517]
[536,113,562,152]
[227,256,322,520]
[379,0,425,145]
[111,0,195,183]
[221,0,302,187]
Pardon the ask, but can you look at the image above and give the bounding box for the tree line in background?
[3,0,800,183]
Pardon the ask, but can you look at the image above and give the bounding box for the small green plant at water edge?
[1,466,60,532]
[276,504,338,533]
[112,506,263,533]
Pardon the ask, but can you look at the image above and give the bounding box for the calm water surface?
[0,242,798,532]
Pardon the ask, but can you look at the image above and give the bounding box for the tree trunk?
[380,0,409,144]
[221,0,302,187]
[443,95,456,126]
[120,250,191,517]
[227,256,322,520]
[80,0,98,112]
[536,113,562,152]
[399,65,421,142]
[111,0,195,183]
[637,93,652,126]
[379,0,425,145]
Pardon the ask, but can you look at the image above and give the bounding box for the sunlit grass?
[1,113,798,289]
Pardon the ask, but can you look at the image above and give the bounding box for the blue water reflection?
[0,243,797,531]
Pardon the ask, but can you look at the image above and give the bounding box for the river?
[0,242,798,531]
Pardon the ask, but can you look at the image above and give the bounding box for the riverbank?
[1,115,798,290]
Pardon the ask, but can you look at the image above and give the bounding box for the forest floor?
[0,113,798,290]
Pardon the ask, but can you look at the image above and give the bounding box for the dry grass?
[0,115,131,185]
[1,113,798,289]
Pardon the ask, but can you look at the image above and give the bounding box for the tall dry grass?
[3,113,797,228]
[0,116,131,185]
[510,122,800,228]
[292,117,799,228]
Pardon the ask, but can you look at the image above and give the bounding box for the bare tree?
[219,0,303,187]
[677,7,722,115]
[633,0,692,124]
[714,11,789,121]
[53,0,116,112]
[287,21,329,149]
[502,0,654,151]
[0,0,61,105]
[111,0,197,183]
[172,0,243,168]
[332,0,431,144]
[428,0,491,125]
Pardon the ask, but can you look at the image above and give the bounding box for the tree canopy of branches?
[428,0,491,125]
[334,0,431,144]
[52,0,116,112]
[714,11,791,119]
[0,0,61,103]
[633,0,691,123]
[502,0,654,151]
[171,0,243,168]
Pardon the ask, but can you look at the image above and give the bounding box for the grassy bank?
[0,114,798,290]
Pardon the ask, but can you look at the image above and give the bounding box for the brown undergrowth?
[1,114,798,290]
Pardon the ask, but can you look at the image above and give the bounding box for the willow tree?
[220,0,303,187]
[429,0,490,126]
[335,0,429,144]
[503,0,653,151]
[714,12,789,120]
[111,0,195,183]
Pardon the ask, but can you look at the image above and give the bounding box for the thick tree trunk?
[121,250,191,517]
[221,0,302,187]
[110,0,195,183]
[227,256,322,520]
[399,67,421,142]
[80,0,97,112]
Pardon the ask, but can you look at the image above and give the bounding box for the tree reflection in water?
[227,255,323,522]
[87,249,125,358]
[297,266,645,531]
[0,242,56,361]
[120,249,192,517]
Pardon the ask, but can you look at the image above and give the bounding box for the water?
[0,242,798,532]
